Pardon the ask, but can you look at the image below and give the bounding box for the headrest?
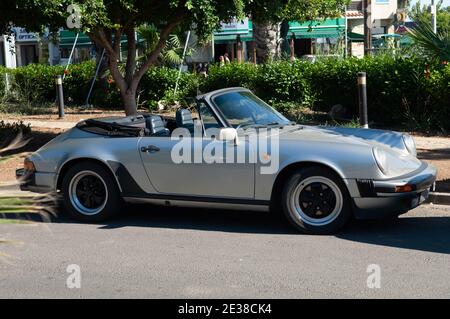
[176,109,194,127]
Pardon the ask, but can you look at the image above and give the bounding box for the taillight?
[24,158,36,172]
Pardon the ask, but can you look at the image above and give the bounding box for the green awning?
[213,32,254,44]
[288,18,345,39]
[347,32,364,42]
[59,30,92,48]
[59,30,144,49]
[290,29,343,39]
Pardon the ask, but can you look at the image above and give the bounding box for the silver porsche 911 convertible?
[16,87,436,234]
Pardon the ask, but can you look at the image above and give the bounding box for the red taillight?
[23,158,36,172]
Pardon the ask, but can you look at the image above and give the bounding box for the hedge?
[1,56,449,132]
[199,56,450,132]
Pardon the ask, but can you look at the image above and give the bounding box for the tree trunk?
[90,20,180,116]
[122,88,138,116]
[252,20,281,63]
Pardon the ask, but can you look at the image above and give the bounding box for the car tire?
[61,162,122,222]
[281,166,352,234]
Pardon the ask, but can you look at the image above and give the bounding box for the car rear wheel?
[61,162,121,222]
[282,166,352,234]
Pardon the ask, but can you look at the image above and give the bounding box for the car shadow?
[338,216,450,255]
[98,204,298,235]
[2,204,450,254]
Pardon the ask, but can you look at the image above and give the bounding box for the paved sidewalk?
[414,135,450,151]
[2,118,78,130]
[4,118,450,150]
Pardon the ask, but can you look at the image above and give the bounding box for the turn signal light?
[395,185,413,193]
[23,158,36,172]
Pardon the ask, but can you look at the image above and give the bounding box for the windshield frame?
[207,88,290,129]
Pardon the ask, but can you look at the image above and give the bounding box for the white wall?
[371,0,397,20]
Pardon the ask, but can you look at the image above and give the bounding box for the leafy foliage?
[137,25,193,66]
[408,22,450,62]
[2,56,449,132]
[409,1,450,33]
[2,0,245,115]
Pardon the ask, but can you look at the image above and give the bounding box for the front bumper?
[16,168,56,193]
[352,162,437,219]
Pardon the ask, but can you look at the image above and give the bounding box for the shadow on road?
[2,204,450,254]
[338,216,450,255]
[100,204,298,235]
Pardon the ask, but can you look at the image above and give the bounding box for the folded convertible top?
[76,118,145,137]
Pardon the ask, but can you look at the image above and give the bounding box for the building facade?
[346,0,399,56]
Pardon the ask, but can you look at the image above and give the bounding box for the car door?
[138,107,255,199]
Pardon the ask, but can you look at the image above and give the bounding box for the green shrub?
[139,66,198,109]
[253,61,314,106]
[199,63,257,93]
[0,66,6,101]
[2,56,449,132]
[11,63,64,105]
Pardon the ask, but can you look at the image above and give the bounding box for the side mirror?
[219,128,239,145]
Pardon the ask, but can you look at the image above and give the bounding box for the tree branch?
[131,18,183,88]
[89,28,116,61]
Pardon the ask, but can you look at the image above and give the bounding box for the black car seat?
[145,115,170,136]
[176,109,195,132]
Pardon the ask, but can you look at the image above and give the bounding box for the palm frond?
[408,22,450,61]
[167,34,181,49]
[163,49,183,65]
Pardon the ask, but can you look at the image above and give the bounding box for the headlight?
[402,134,417,156]
[372,147,389,175]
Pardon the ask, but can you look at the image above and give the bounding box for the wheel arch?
[56,157,122,192]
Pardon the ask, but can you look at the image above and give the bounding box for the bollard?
[55,75,65,118]
[357,72,368,128]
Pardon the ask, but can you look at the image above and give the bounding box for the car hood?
[277,125,408,152]
[272,124,422,177]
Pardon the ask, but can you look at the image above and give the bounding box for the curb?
[427,192,450,206]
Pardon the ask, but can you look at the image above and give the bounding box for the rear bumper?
[352,162,436,219]
[16,168,56,193]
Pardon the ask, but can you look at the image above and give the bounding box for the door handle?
[140,145,160,153]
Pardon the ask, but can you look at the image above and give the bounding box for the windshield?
[212,91,291,128]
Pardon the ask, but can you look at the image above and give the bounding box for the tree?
[409,1,450,33]
[244,0,347,62]
[3,0,244,115]
[408,1,450,62]
[408,21,450,62]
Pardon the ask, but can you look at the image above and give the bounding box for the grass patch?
[0,219,34,225]
[0,197,35,214]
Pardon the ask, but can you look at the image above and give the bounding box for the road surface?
[1,204,450,298]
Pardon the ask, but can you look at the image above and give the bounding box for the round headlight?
[402,134,417,156]
[373,147,389,175]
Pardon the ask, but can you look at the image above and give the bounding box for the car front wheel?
[282,166,352,234]
[61,162,121,222]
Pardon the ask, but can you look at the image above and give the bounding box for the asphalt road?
[1,204,450,298]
